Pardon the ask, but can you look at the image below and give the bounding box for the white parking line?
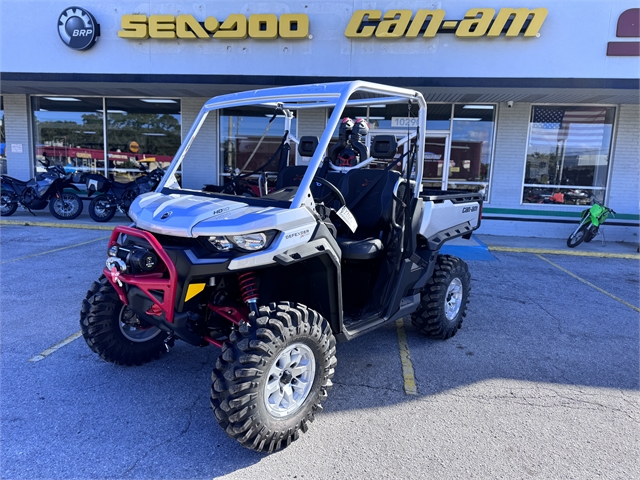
[0,236,109,264]
[29,331,83,363]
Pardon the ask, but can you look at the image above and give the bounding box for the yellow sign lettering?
[118,14,148,39]
[204,17,219,33]
[248,14,278,39]
[405,10,445,38]
[149,15,176,39]
[375,10,412,38]
[487,8,548,37]
[344,10,381,38]
[280,14,309,38]
[176,14,209,39]
[213,14,248,39]
[456,8,495,37]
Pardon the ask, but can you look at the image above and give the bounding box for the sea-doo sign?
[58,6,100,50]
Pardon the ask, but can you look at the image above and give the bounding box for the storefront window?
[523,106,615,205]
[32,96,104,175]
[105,98,181,182]
[219,107,297,184]
[450,104,495,196]
[0,97,5,174]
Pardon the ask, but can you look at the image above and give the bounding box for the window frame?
[521,103,618,207]
[30,95,182,179]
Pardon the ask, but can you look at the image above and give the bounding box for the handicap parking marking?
[0,235,110,264]
[28,331,83,363]
[439,235,497,261]
[536,254,640,313]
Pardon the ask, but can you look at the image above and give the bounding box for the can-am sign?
[117,7,547,40]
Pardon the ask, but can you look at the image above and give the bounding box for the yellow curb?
[0,219,116,231]
[488,246,640,260]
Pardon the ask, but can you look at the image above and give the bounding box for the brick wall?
[4,94,33,180]
[180,98,218,190]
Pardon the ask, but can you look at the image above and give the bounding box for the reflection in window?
[449,105,495,197]
[106,98,181,183]
[0,96,5,174]
[523,106,615,205]
[32,96,104,175]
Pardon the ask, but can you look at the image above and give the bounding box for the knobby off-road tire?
[583,225,597,243]
[211,302,337,453]
[80,275,168,366]
[566,223,589,248]
[411,254,471,340]
[88,195,117,222]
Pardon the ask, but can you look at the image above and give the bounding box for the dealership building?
[1,0,638,241]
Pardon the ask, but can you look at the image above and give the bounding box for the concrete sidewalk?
[2,207,639,259]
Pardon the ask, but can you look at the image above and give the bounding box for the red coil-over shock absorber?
[238,271,259,315]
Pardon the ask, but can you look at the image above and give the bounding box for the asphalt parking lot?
[1,224,638,479]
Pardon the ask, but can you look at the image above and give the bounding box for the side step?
[339,293,420,341]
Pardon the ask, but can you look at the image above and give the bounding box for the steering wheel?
[312,176,346,208]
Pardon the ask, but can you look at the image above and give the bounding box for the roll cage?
[157,81,427,208]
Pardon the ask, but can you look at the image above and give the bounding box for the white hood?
[129,192,317,238]
[128,192,251,237]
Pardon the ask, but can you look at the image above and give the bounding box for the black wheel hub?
[280,370,293,384]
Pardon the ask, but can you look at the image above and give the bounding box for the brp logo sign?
[58,7,100,50]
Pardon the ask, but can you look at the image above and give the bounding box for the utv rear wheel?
[80,275,168,365]
[411,254,470,339]
[211,302,337,453]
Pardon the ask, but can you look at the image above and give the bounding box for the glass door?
[423,133,451,191]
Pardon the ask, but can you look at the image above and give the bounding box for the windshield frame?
[157,81,427,208]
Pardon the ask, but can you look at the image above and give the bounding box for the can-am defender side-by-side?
[80,81,483,453]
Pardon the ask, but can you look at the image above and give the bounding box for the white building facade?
[1,0,638,240]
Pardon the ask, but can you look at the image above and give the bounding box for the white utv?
[80,81,483,453]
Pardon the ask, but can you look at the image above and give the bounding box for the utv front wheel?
[80,276,168,365]
[211,302,337,453]
[411,254,471,339]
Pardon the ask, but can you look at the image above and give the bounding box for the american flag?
[530,107,608,150]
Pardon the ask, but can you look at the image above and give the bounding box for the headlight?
[208,236,233,251]
[231,232,268,251]
[208,230,277,252]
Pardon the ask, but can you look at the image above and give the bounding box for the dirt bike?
[0,159,83,219]
[566,202,616,248]
[85,167,164,222]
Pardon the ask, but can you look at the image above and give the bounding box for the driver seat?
[336,168,401,261]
